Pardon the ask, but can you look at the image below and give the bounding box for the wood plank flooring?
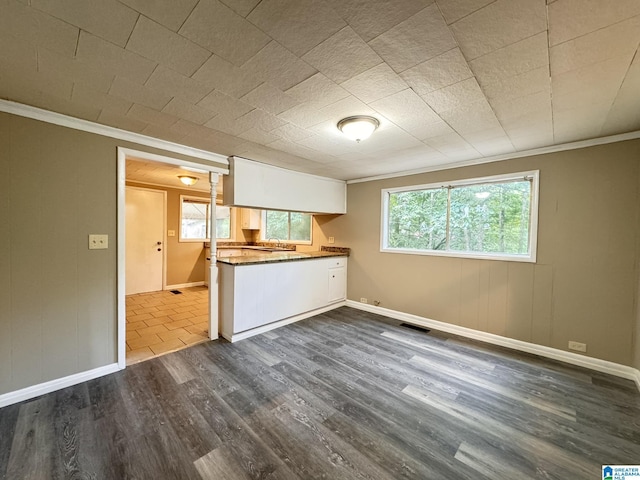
[1,306,639,479]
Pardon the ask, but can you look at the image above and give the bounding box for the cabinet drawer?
[328,257,346,268]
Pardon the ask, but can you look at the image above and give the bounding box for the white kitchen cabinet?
[240,208,261,230]
[219,256,347,341]
[328,258,346,303]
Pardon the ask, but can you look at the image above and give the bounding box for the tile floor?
[126,286,210,365]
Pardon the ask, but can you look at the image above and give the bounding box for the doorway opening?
[117,147,227,368]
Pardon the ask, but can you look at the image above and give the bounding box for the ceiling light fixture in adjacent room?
[337,116,380,142]
[178,175,198,186]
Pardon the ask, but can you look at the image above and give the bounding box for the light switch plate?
[168,230,176,237]
[328,236,335,244]
[89,234,108,250]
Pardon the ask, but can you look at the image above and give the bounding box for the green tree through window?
[264,210,312,242]
[384,172,537,260]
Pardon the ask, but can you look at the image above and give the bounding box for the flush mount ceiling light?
[337,116,380,142]
[178,175,198,186]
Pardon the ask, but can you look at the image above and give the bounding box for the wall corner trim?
[345,300,640,392]
[0,99,229,166]
[0,363,122,408]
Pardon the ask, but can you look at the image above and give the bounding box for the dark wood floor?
[2,307,639,479]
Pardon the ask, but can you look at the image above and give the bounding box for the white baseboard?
[0,363,122,408]
[165,281,205,290]
[346,300,640,391]
[222,301,346,343]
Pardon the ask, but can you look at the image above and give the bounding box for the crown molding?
[347,130,640,184]
[0,99,228,165]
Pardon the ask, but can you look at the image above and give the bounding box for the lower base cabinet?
[219,257,347,340]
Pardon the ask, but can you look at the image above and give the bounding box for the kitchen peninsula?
[218,247,349,342]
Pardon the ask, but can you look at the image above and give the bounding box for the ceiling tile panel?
[302,27,383,84]
[369,4,456,72]
[492,90,552,124]
[370,88,444,140]
[551,56,632,112]
[240,83,301,115]
[450,0,547,60]
[218,0,262,17]
[470,32,549,86]
[118,0,198,31]
[241,41,317,91]
[421,77,485,114]
[439,99,503,135]
[324,0,433,42]
[179,0,271,66]
[127,103,179,128]
[284,73,350,108]
[467,135,516,157]
[550,15,640,76]
[247,0,346,56]
[76,32,157,84]
[553,102,612,144]
[30,0,138,47]
[1,67,73,103]
[0,0,79,57]
[109,76,172,110]
[277,102,334,129]
[548,0,640,46]
[238,127,280,145]
[126,16,211,77]
[0,33,37,72]
[144,67,213,105]
[425,131,481,160]
[204,112,255,136]
[340,63,409,103]
[270,123,315,142]
[97,109,148,133]
[37,94,102,122]
[191,54,262,98]
[481,66,550,103]
[71,84,133,117]
[37,48,114,94]
[315,95,378,126]
[197,90,254,119]
[601,52,640,135]
[436,0,495,25]
[400,48,473,95]
[237,109,288,132]
[141,123,187,144]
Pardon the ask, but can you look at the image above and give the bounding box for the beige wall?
[0,112,226,396]
[321,140,640,367]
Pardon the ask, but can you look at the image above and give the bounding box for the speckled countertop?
[216,250,348,266]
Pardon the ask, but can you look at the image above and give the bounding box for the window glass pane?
[181,201,208,240]
[265,211,289,240]
[448,181,530,254]
[387,188,448,250]
[216,206,231,239]
[290,212,312,241]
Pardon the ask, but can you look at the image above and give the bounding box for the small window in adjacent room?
[381,171,539,262]
[262,210,312,243]
[180,196,233,241]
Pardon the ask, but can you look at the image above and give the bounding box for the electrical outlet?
[167,230,176,237]
[88,234,108,250]
[360,297,367,304]
[328,236,335,244]
[568,341,587,352]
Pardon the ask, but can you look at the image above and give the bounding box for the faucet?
[267,238,282,248]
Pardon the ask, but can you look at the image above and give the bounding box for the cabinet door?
[241,208,261,229]
[328,266,346,303]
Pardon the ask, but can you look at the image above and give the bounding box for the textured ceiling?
[1,0,639,181]
[126,158,221,194]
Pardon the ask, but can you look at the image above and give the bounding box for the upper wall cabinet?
[223,156,346,214]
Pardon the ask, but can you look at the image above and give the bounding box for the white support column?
[209,172,219,341]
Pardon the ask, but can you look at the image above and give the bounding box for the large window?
[381,171,539,262]
[262,210,312,243]
[180,196,232,241]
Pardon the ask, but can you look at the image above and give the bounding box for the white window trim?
[261,210,313,245]
[179,195,235,242]
[380,170,539,263]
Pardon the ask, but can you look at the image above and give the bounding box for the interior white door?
[125,187,165,295]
